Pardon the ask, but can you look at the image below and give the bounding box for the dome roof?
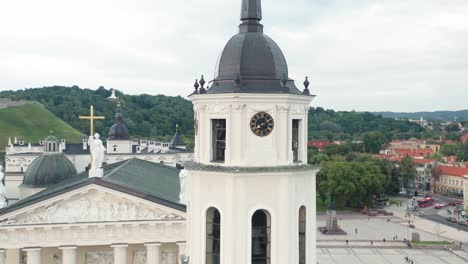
[206,0,302,95]
[108,112,130,140]
[22,154,77,187]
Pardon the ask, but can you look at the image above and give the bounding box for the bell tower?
[183,0,317,263]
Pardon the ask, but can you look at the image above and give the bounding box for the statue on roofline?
[88,133,106,178]
[0,165,7,208]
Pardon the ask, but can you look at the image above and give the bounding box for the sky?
[0,0,467,112]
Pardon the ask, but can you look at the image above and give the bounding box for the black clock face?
[250,112,274,137]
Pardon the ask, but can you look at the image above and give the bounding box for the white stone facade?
[0,185,186,264]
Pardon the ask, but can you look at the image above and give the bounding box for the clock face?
[250,112,274,137]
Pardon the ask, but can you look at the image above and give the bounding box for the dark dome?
[206,0,302,95]
[108,112,129,140]
[22,154,77,187]
[216,33,288,81]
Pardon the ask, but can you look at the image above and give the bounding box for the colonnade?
[0,242,186,264]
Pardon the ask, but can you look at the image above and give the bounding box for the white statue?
[179,169,188,205]
[88,133,106,177]
[0,165,7,208]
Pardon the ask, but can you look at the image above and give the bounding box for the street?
[401,194,468,232]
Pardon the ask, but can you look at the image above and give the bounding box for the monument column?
[23,248,41,264]
[111,244,128,264]
[144,243,161,264]
[0,249,5,264]
[59,246,77,264]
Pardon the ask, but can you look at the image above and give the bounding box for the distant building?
[413,159,436,193]
[3,111,193,204]
[307,141,333,150]
[432,166,468,197]
[379,139,440,156]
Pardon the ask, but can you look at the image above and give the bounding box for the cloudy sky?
[0,0,467,112]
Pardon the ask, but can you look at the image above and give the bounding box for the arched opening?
[298,206,306,264]
[206,207,221,264]
[252,210,271,264]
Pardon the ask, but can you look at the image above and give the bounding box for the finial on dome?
[241,0,262,21]
[303,76,311,95]
[239,0,263,33]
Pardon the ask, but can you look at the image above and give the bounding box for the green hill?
[0,102,85,150]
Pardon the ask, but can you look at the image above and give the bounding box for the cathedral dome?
[108,112,129,140]
[22,154,77,187]
[206,0,302,95]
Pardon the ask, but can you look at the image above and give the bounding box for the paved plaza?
[316,212,468,263]
[317,248,468,264]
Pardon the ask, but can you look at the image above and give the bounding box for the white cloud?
[0,0,467,112]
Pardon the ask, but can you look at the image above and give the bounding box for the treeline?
[310,144,417,209]
[308,107,426,148]
[0,86,194,141]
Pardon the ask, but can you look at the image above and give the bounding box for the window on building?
[299,206,306,264]
[206,207,221,264]
[292,120,300,162]
[212,119,226,162]
[252,210,271,264]
[113,145,117,152]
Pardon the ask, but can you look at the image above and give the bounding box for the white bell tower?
[183,1,318,264]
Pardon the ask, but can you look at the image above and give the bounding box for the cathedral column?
[111,244,128,264]
[23,248,41,264]
[0,249,5,264]
[59,246,77,264]
[144,243,161,264]
[176,242,186,263]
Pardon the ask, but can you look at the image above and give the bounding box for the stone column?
[176,242,187,263]
[23,248,41,264]
[0,249,6,264]
[59,246,77,264]
[144,243,161,264]
[111,244,128,264]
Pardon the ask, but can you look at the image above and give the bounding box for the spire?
[239,0,263,33]
[241,0,262,21]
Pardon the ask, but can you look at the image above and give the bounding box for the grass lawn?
[0,103,84,150]
[411,241,454,245]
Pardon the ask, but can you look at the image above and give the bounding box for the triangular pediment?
[1,184,185,226]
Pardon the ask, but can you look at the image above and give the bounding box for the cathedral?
[0,0,317,263]
[3,110,193,204]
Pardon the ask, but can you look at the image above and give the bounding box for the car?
[435,204,445,209]
[458,220,468,226]
[446,217,457,223]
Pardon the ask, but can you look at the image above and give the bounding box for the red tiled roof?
[461,133,468,143]
[394,148,433,157]
[413,159,435,165]
[432,166,468,177]
[308,141,333,149]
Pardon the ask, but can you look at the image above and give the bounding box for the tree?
[363,131,387,154]
[440,144,460,156]
[427,152,444,162]
[317,160,386,208]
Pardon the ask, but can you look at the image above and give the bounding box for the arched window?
[206,207,221,264]
[252,210,271,264]
[299,206,306,264]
